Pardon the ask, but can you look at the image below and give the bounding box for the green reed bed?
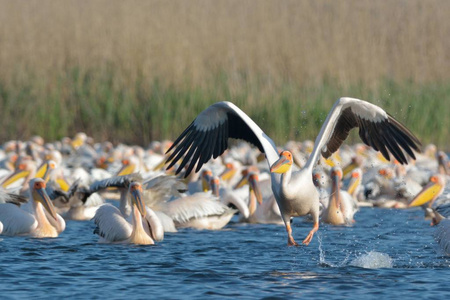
[0,68,448,149]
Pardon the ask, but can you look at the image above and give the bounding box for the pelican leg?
[302,221,319,245]
[285,222,298,246]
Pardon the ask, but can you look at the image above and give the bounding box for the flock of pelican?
[0,97,448,255]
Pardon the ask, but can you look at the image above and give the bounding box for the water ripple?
[0,208,449,298]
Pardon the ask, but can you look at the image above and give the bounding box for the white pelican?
[409,174,446,209]
[160,192,236,230]
[321,167,358,225]
[89,174,176,233]
[165,98,421,246]
[93,182,164,245]
[0,178,65,237]
[238,172,283,225]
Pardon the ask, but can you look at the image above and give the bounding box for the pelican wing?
[164,193,234,224]
[0,203,37,236]
[305,97,421,172]
[142,175,187,205]
[0,189,27,206]
[143,207,164,242]
[166,101,280,177]
[93,204,132,242]
[89,174,143,193]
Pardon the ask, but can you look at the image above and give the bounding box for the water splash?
[350,251,394,269]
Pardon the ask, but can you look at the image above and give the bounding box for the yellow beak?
[343,163,357,177]
[35,187,58,221]
[117,164,135,176]
[220,167,236,181]
[56,178,70,192]
[2,169,30,188]
[347,177,361,196]
[409,181,443,207]
[131,188,147,217]
[249,176,262,205]
[152,158,167,171]
[234,176,248,189]
[270,156,291,174]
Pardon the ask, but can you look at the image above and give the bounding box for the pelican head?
[312,169,326,188]
[220,162,237,181]
[409,174,446,207]
[347,168,363,196]
[129,182,146,217]
[343,156,363,176]
[1,159,34,188]
[210,176,220,197]
[270,151,293,174]
[330,167,343,182]
[248,172,262,205]
[117,156,138,176]
[201,170,213,192]
[71,132,87,149]
[234,166,259,189]
[30,178,58,221]
[378,168,394,179]
[36,160,57,182]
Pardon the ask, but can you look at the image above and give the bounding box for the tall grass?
[0,1,449,148]
[0,68,448,148]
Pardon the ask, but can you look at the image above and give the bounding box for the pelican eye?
[430,176,438,183]
[122,159,129,165]
[249,174,259,181]
[18,164,26,170]
[34,182,45,189]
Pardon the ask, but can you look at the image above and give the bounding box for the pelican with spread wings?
[166,98,421,246]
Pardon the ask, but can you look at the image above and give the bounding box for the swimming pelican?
[165,98,421,246]
[322,167,358,225]
[0,178,65,237]
[93,181,164,245]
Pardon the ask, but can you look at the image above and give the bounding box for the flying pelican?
[165,98,421,246]
[0,178,65,237]
[93,181,164,245]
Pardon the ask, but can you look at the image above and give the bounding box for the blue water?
[0,207,449,299]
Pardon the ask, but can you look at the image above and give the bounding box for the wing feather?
[163,193,234,224]
[305,97,421,172]
[166,102,279,177]
[0,203,37,236]
[93,204,131,242]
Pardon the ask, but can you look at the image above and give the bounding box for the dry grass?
[0,0,449,148]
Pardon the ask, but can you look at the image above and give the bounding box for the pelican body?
[93,182,164,245]
[0,178,65,238]
[166,98,421,246]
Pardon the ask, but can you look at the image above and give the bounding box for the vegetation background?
[0,0,448,148]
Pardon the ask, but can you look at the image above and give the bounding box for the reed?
[0,68,448,148]
[0,1,448,148]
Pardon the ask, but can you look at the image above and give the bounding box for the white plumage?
[167,98,421,246]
